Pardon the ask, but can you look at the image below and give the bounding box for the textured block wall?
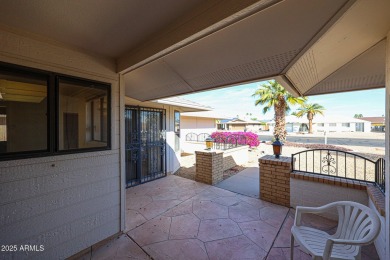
[195,150,223,185]
[0,28,121,259]
[290,177,368,220]
[259,155,291,207]
[369,198,386,260]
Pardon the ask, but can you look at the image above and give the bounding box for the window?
[342,123,350,127]
[0,62,110,160]
[317,123,324,127]
[0,68,48,155]
[329,123,337,127]
[174,111,180,133]
[58,77,109,150]
[174,111,180,152]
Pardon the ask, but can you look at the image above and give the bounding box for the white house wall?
[0,28,122,259]
[181,116,216,137]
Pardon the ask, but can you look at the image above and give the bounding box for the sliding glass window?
[0,69,48,155]
[0,62,111,160]
[58,77,109,151]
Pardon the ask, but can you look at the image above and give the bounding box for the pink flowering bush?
[210,131,260,148]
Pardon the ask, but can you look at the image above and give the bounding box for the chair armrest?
[323,238,369,259]
[294,204,336,226]
[331,238,371,246]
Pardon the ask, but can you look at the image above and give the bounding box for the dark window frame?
[56,75,111,155]
[174,110,180,152]
[174,110,180,135]
[0,61,111,161]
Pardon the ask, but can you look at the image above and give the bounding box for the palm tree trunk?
[309,119,313,134]
[274,98,287,141]
[307,112,313,134]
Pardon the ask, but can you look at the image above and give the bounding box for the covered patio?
[0,0,389,259]
[84,175,378,259]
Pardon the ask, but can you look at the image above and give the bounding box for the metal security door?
[125,106,166,187]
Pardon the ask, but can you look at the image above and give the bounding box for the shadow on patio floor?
[84,175,379,260]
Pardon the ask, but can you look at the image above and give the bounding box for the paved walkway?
[216,167,259,198]
[86,175,378,260]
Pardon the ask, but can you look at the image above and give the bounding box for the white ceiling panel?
[286,0,390,95]
[125,0,350,100]
[124,60,194,100]
[306,40,386,95]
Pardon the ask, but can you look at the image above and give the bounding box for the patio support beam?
[385,30,390,260]
[119,74,126,232]
[117,0,282,74]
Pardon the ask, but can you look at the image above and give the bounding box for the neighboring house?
[220,118,268,132]
[268,115,371,133]
[360,117,385,132]
[124,96,210,183]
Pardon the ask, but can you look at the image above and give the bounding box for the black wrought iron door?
[125,106,166,187]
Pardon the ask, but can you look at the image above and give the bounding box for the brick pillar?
[195,150,223,185]
[259,155,291,207]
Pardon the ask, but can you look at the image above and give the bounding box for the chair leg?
[290,234,294,260]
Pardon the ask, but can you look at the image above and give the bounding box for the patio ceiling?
[122,0,390,100]
[285,0,390,96]
[123,0,354,100]
[0,0,389,100]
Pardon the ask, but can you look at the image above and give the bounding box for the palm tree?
[252,80,306,141]
[354,114,363,118]
[293,103,325,134]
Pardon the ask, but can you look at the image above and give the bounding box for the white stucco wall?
[290,178,368,220]
[368,198,386,260]
[181,116,216,138]
[0,28,122,259]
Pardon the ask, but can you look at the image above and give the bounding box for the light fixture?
[272,136,283,159]
[205,137,214,150]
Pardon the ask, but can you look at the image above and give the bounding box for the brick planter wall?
[259,155,291,207]
[195,150,224,185]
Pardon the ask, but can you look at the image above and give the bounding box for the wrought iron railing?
[185,132,210,142]
[375,158,385,194]
[292,149,385,194]
[213,134,247,150]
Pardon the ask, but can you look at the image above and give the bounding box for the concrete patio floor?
[87,175,379,260]
[216,167,259,198]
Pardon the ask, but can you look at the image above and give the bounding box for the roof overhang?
[181,111,231,119]
[125,96,211,112]
[123,0,357,100]
[154,97,212,112]
[285,0,390,96]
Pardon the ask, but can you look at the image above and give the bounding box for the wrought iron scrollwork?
[321,152,336,174]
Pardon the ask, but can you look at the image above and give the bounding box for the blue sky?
[180,81,385,120]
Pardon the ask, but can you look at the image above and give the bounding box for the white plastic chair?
[291,201,381,260]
